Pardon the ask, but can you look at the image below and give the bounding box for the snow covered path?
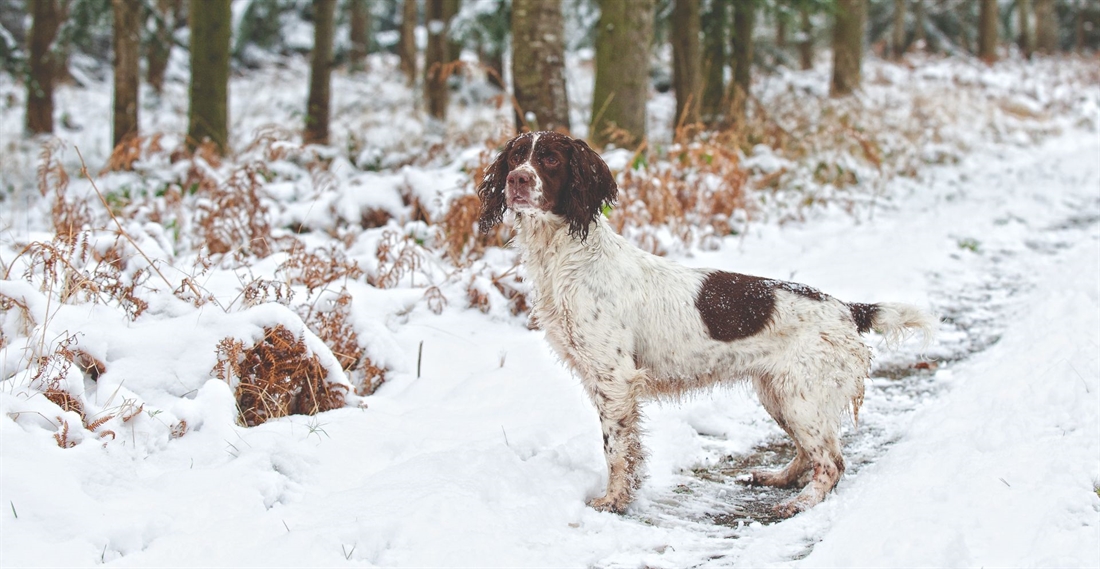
[1,129,1097,568]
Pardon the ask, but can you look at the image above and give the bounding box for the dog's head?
[477,131,617,241]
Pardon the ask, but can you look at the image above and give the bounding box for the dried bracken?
[213,325,348,427]
[279,240,364,294]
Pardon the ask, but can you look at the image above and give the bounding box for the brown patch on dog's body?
[695,271,827,342]
[848,302,879,334]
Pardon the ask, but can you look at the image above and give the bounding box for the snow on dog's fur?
[477,131,936,516]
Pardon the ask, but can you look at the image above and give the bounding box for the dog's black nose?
[507,170,533,189]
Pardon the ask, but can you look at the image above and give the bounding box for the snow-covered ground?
[1,52,1098,567]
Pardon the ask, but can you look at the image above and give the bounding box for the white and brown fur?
[477,131,936,517]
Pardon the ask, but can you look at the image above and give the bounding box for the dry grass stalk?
[213,324,348,427]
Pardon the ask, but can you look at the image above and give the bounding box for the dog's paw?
[746,469,790,488]
[587,494,629,514]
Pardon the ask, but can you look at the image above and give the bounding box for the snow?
[1,49,1099,567]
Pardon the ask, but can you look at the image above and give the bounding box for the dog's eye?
[543,155,560,167]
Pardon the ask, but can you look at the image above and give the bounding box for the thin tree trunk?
[398,0,418,84]
[670,0,701,130]
[729,1,754,124]
[892,0,906,59]
[187,0,231,153]
[111,0,140,146]
[830,0,864,97]
[147,0,180,93]
[798,6,813,69]
[776,11,787,49]
[511,0,570,132]
[349,0,370,73]
[26,0,64,134]
[590,0,655,148]
[1035,0,1058,53]
[914,0,925,48]
[700,0,726,126]
[305,0,337,144]
[424,0,458,120]
[1018,0,1033,58]
[978,0,998,63]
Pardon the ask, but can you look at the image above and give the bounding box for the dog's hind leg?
[748,374,813,488]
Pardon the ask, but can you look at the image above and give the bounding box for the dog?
[476,131,936,517]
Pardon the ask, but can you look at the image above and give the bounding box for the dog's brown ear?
[477,138,514,234]
[561,137,617,241]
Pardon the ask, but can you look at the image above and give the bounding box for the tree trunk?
[892,0,906,59]
[349,0,370,73]
[147,0,181,93]
[830,0,863,97]
[670,0,701,130]
[1034,0,1058,53]
[305,0,337,144]
[26,0,64,134]
[1018,0,1033,58]
[729,1,754,124]
[511,0,570,132]
[111,0,140,146]
[590,0,654,149]
[978,0,998,63]
[187,0,231,153]
[398,0,418,84]
[798,6,813,70]
[776,10,787,49]
[424,0,458,120]
[700,0,726,126]
[914,0,925,48]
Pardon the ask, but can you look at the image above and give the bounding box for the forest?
[0,0,1098,567]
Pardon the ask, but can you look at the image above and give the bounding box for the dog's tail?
[850,302,937,349]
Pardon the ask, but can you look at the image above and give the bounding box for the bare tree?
[1035,0,1058,53]
[187,0,231,153]
[590,0,654,148]
[729,1,754,123]
[978,0,998,63]
[398,0,418,84]
[511,0,570,132]
[111,0,140,146]
[349,0,370,73]
[798,6,814,69]
[26,0,65,134]
[700,0,726,126]
[671,0,701,130]
[913,0,925,47]
[1018,0,1033,58]
[147,0,182,93]
[830,0,864,97]
[892,0,906,59]
[305,0,337,144]
[424,0,459,120]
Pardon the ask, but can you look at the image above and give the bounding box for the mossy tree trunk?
[1034,0,1058,53]
[26,0,64,134]
[511,0,570,132]
[111,0,140,147]
[729,0,754,125]
[590,0,654,149]
[891,0,906,59]
[147,0,182,93]
[670,0,701,131]
[977,0,998,63]
[424,0,458,120]
[398,0,418,85]
[305,0,336,144]
[349,0,370,73]
[798,6,814,69]
[699,0,726,126]
[187,0,231,153]
[830,0,864,97]
[1017,0,1033,58]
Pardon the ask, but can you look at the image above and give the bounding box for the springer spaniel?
[477,131,936,517]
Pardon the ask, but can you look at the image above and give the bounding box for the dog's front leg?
[583,367,645,514]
